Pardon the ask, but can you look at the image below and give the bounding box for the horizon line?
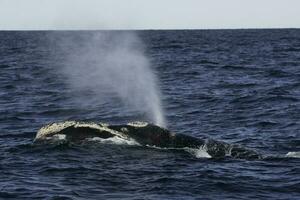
[1,27,300,31]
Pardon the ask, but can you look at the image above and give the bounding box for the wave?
[87,136,140,146]
[285,152,300,158]
[183,147,212,158]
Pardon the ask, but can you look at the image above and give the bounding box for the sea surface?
[1,30,300,199]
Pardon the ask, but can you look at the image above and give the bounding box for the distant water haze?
[51,32,166,127]
[0,0,300,29]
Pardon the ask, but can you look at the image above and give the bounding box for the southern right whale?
[34,121,262,159]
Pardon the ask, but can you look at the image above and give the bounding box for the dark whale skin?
[34,121,262,159]
[109,124,261,159]
[108,124,205,148]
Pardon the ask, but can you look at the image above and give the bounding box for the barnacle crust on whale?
[34,121,127,142]
[35,121,76,140]
[127,121,148,127]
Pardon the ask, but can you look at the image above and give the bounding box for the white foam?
[43,134,67,143]
[184,147,212,158]
[54,134,66,140]
[145,145,212,158]
[87,136,140,146]
[285,152,300,158]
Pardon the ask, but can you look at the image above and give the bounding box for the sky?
[0,0,300,30]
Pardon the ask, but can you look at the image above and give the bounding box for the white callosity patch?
[127,121,149,127]
[99,122,109,127]
[35,121,76,140]
[34,121,128,141]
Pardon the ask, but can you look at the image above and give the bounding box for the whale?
[34,121,261,159]
[34,121,262,159]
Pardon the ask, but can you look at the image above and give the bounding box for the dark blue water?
[1,30,300,199]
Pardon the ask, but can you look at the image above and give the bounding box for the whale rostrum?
[34,121,262,159]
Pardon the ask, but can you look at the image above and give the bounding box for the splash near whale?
[34,121,262,159]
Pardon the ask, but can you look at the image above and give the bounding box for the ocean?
[0,30,300,199]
